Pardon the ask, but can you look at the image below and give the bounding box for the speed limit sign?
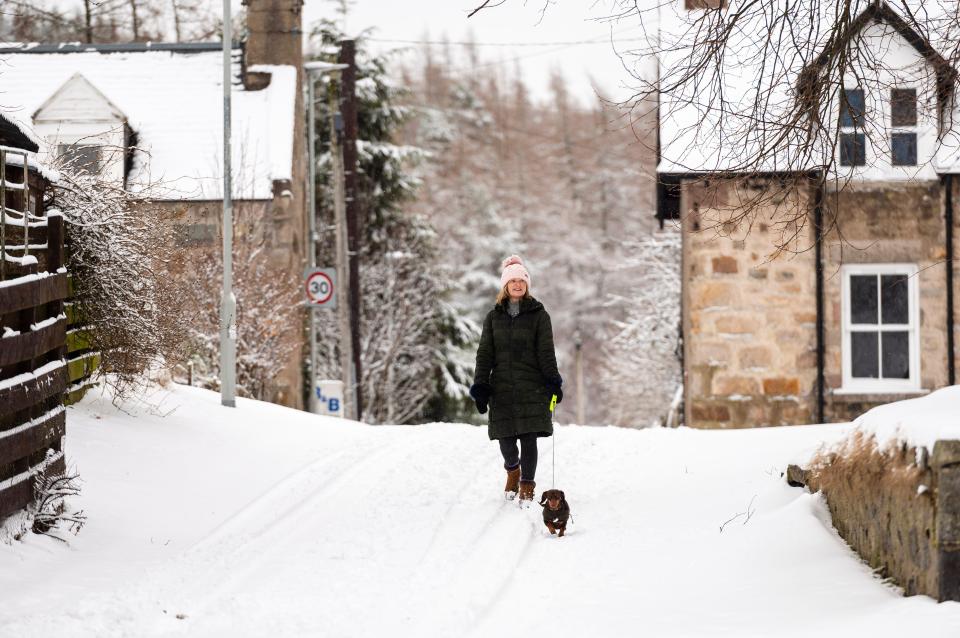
[304,268,337,308]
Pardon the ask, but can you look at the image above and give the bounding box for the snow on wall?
[0,48,295,200]
[850,385,960,453]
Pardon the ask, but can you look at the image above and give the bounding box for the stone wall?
[802,438,960,601]
[820,180,949,422]
[681,177,818,428]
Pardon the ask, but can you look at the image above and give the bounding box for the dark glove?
[470,383,492,415]
[545,375,563,404]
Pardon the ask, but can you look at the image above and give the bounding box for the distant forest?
[2,1,681,427]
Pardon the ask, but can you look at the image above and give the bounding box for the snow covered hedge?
[51,154,193,398]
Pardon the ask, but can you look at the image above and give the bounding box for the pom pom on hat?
[500,254,531,288]
[501,254,524,270]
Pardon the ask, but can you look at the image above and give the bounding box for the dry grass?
[808,430,927,496]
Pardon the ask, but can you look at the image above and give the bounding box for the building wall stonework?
[242,0,307,410]
[682,176,957,428]
[820,180,948,422]
[681,178,818,428]
[160,194,304,409]
[953,177,960,389]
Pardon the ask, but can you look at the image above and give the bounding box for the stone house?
[0,0,308,408]
[657,1,960,427]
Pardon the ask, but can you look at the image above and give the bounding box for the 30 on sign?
[304,268,337,308]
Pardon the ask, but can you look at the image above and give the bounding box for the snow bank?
[849,385,960,452]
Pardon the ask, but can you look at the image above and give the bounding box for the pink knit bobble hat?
[500,255,531,288]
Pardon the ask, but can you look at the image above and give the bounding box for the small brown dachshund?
[538,489,571,537]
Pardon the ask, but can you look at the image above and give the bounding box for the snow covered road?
[2,385,959,637]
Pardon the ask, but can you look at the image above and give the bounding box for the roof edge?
[0,41,240,54]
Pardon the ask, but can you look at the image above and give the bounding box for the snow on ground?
[1,383,959,637]
[849,385,960,452]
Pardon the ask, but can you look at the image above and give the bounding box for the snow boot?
[504,466,521,500]
[518,480,535,508]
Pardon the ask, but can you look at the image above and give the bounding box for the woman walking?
[470,255,563,503]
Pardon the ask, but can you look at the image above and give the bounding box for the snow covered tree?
[0,0,220,43]
[397,51,671,427]
[597,232,682,427]
[309,23,472,424]
[179,205,300,403]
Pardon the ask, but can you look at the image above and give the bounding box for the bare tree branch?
[468,0,507,19]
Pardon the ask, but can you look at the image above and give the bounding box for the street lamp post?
[220,0,236,407]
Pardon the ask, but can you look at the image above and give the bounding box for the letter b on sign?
[315,380,344,417]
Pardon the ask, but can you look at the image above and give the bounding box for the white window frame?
[889,87,918,167]
[838,87,867,167]
[840,263,921,393]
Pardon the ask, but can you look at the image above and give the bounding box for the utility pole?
[339,39,363,422]
[305,68,320,414]
[328,76,356,421]
[219,0,236,408]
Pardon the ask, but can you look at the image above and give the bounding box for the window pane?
[881,331,910,379]
[891,132,917,166]
[891,88,917,126]
[57,143,101,174]
[840,89,866,127]
[840,133,866,166]
[852,331,879,378]
[850,274,878,324]
[880,274,909,324]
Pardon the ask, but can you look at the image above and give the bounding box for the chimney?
[242,0,304,72]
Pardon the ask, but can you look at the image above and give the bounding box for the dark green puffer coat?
[473,297,560,440]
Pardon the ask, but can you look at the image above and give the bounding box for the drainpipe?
[947,174,956,385]
[814,176,826,423]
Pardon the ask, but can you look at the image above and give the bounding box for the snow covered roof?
[0,112,39,151]
[0,43,297,200]
[0,113,59,182]
[657,0,960,176]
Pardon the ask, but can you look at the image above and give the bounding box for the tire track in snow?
[414,451,500,564]
[157,431,442,622]
[192,444,365,548]
[167,429,474,637]
[3,430,433,638]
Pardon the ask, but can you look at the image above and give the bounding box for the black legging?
[499,433,538,482]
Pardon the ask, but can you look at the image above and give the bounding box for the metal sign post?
[304,266,337,414]
[304,61,347,415]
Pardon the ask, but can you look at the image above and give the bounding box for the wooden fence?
[64,267,100,406]
[0,150,68,522]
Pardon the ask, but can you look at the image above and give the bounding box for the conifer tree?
[309,23,473,424]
